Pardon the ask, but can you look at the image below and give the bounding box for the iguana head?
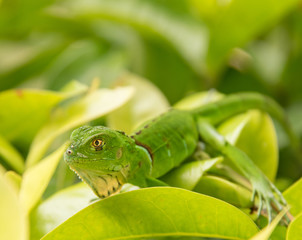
[64,126,134,198]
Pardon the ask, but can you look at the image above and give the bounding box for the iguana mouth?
[70,166,129,198]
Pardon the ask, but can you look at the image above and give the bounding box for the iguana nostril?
[67,149,73,155]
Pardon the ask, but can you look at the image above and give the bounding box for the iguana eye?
[92,139,103,147]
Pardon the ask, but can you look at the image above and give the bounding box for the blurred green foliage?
[0,0,301,103]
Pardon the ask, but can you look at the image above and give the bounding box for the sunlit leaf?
[194,175,253,208]
[42,187,258,240]
[0,89,65,151]
[286,212,302,240]
[26,86,134,167]
[283,177,302,216]
[174,90,224,110]
[0,135,24,173]
[161,157,222,190]
[218,110,278,181]
[30,182,143,240]
[20,143,68,214]
[107,73,170,133]
[0,168,27,240]
[30,182,95,240]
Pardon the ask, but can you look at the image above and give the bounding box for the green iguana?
[64,92,296,222]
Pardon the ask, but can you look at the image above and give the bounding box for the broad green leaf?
[249,207,288,240]
[20,143,68,214]
[107,73,170,133]
[0,89,65,151]
[30,182,142,240]
[0,134,24,173]
[174,90,224,110]
[30,182,95,240]
[283,177,302,216]
[161,157,222,190]
[286,212,302,240]
[218,110,278,181]
[194,175,253,208]
[42,187,259,240]
[0,167,27,240]
[26,86,134,167]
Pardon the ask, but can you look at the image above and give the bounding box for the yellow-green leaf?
[286,212,302,240]
[4,170,22,192]
[218,110,278,181]
[0,167,27,240]
[0,89,65,151]
[194,175,253,208]
[174,90,224,110]
[42,187,259,240]
[161,157,222,190]
[0,135,24,173]
[30,182,95,240]
[283,177,302,216]
[20,143,68,214]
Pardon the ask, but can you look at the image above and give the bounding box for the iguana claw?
[251,179,287,223]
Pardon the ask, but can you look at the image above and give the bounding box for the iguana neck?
[126,144,153,187]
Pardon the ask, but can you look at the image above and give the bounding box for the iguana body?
[65,92,293,221]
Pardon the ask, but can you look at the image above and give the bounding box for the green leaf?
[26,86,134,167]
[283,177,302,217]
[0,135,24,173]
[0,167,27,240]
[174,90,224,110]
[0,89,65,151]
[286,212,302,240]
[42,187,259,240]
[218,110,278,181]
[20,143,68,214]
[194,175,253,209]
[30,182,95,240]
[249,207,288,240]
[107,73,170,133]
[161,157,222,190]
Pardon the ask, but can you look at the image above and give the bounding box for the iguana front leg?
[196,119,286,222]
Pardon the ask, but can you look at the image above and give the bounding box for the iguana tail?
[191,92,299,150]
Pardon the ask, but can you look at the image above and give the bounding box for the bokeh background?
[1,0,302,179]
